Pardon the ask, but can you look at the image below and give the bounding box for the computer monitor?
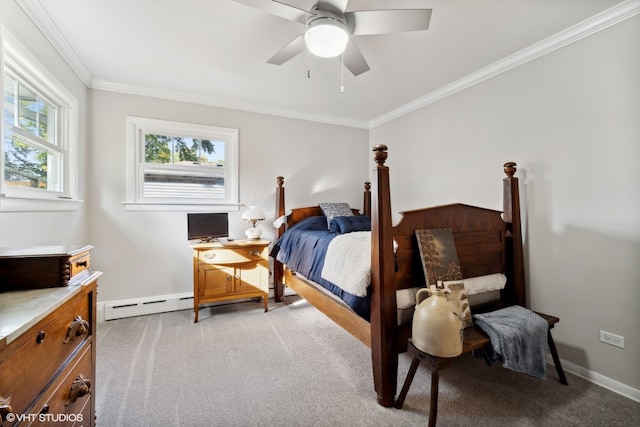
[187,212,228,241]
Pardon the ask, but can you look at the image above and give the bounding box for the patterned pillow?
[319,202,354,229]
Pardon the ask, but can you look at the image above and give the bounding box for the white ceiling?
[19,0,631,128]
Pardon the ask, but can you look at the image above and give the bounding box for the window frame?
[0,26,79,212]
[125,116,240,212]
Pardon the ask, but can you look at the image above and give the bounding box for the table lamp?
[242,206,266,239]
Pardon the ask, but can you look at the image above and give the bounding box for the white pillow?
[443,273,507,296]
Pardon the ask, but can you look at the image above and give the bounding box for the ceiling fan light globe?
[304,19,349,58]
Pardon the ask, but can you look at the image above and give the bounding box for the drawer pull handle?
[204,252,216,259]
[226,275,232,281]
[0,396,13,422]
[64,316,89,343]
[249,250,260,256]
[75,260,88,268]
[39,404,50,415]
[36,330,46,343]
[65,374,91,406]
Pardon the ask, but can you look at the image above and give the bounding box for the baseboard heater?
[100,287,295,321]
[102,292,194,321]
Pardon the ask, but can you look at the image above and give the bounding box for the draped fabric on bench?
[473,305,548,380]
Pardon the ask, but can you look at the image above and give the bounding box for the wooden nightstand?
[191,239,270,322]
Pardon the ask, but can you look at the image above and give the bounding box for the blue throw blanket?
[473,305,548,380]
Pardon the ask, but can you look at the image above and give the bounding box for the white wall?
[370,16,640,393]
[0,0,90,247]
[88,90,369,302]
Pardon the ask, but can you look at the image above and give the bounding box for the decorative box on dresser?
[192,239,270,322]
[0,246,100,427]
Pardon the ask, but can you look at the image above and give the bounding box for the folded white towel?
[444,273,507,296]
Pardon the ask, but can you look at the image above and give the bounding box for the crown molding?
[368,0,640,129]
[90,79,369,129]
[16,0,93,85]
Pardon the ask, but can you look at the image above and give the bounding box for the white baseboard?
[547,355,640,403]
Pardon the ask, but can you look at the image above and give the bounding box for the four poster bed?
[271,145,565,407]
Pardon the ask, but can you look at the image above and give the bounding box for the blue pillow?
[319,202,354,229]
[290,216,329,231]
[330,216,371,233]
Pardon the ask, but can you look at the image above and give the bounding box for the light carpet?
[95,296,640,426]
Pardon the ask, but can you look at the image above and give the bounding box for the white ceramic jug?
[412,287,463,357]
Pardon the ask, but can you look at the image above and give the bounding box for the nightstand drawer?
[198,247,267,265]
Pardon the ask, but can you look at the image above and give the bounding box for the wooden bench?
[395,312,568,427]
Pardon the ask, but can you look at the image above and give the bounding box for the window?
[1,28,79,211]
[4,71,59,191]
[125,116,239,211]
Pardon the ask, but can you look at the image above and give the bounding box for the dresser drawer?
[25,343,93,427]
[69,251,91,282]
[0,291,91,416]
[198,246,267,265]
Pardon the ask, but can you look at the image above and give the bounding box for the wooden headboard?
[390,159,525,309]
[392,204,509,300]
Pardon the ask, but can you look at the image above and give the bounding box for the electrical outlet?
[600,330,624,348]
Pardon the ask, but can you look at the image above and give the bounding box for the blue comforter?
[271,227,371,320]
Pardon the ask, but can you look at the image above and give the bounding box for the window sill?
[123,201,241,212]
[0,194,83,212]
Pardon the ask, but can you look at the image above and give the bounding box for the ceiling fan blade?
[317,0,349,13]
[347,9,432,35]
[267,34,307,65]
[273,0,348,14]
[342,40,370,76]
[232,0,309,24]
[273,0,317,13]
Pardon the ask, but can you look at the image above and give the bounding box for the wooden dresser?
[192,239,269,322]
[0,246,100,427]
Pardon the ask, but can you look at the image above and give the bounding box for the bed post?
[363,181,371,217]
[274,176,286,302]
[370,145,398,407]
[503,162,526,307]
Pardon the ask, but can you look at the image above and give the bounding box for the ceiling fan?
[233,0,432,76]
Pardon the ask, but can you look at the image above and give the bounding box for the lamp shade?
[242,206,266,221]
[304,17,349,58]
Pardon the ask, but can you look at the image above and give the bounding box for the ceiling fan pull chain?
[340,52,344,93]
[307,38,311,79]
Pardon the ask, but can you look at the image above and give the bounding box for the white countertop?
[0,271,101,345]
